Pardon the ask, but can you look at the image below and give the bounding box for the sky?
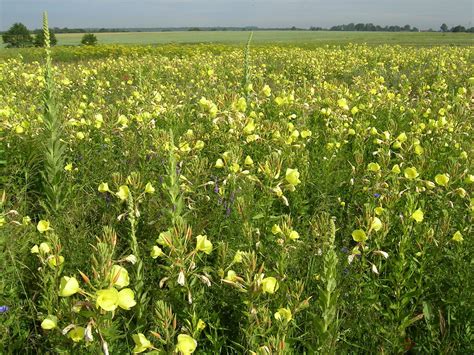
[1,0,473,31]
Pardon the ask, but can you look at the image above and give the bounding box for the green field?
[55,30,474,46]
[1,30,473,49]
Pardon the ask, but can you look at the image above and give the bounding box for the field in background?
[1,30,473,49]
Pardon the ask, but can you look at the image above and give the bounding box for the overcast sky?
[1,0,473,30]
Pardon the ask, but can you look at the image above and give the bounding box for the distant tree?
[403,24,411,31]
[451,25,466,33]
[34,28,57,47]
[2,22,33,48]
[440,23,449,32]
[81,33,97,45]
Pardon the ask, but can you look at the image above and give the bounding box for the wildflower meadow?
[0,14,473,354]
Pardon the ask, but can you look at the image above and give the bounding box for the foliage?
[2,22,33,48]
[34,28,58,47]
[81,33,98,46]
[0,33,473,354]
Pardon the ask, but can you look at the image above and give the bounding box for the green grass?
[2,30,473,49]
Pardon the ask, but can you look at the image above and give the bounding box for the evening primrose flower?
[271,224,282,235]
[59,276,80,297]
[374,207,384,216]
[225,270,238,282]
[47,255,65,267]
[411,209,424,223]
[452,231,463,242]
[367,162,381,172]
[391,164,401,174]
[285,168,301,186]
[371,217,383,232]
[196,235,213,254]
[261,277,278,294]
[132,333,153,353]
[118,288,136,310]
[144,182,155,194]
[337,98,349,110]
[435,174,449,187]
[274,308,292,322]
[233,250,243,263]
[151,246,163,259]
[229,163,240,173]
[116,185,130,201]
[243,119,256,135]
[262,84,272,97]
[288,230,300,240]
[37,220,51,233]
[31,245,39,254]
[301,129,312,138]
[69,327,85,342]
[352,229,367,243]
[98,182,110,193]
[39,242,51,254]
[41,315,58,330]
[108,265,130,289]
[215,158,224,168]
[64,163,73,171]
[96,288,119,312]
[244,155,254,166]
[176,334,197,354]
[404,167,419,180]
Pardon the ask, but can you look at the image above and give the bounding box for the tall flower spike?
[43,12,50,49]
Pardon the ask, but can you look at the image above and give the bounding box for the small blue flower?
[0,306,9,313]
[374,193,381,198]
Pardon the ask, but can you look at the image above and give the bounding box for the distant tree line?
[2,22,99,48]
[310,23,474,33]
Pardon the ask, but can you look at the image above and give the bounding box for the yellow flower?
[196,235,213,254]
[41,315,57,330]
[301,129,312,138]
[47,255,64,267]
[404,167,419,180]
[262,84,272,97]
[132,333,153,353]
[435,174,449,187]
[352,229,367,243]
[452,231,463,242]
[118,288,136,310]
[243,119,256,135]
[229,163,240,173]
[76,132,85,140]
[411,209,424,223]
[108,265,130,289]
[225,270,238,282]
[98,182,110,193]
[274,308,292,322]
[244,155,254,166]
[31,244,39,254]
[151,245,163,259]
[116,185,130,201]
[37,220,51,233]
[233,250,243,263]
[194,140,205,150]
[236,97,247,112]
[215,158,224,168]
[288,230,300,240]
[59,276,80,297]
[371,217,383,232]
[391,164,401,174]
[271,224,282,235]
[337,98,349,110]
[39,242,51,254]
[96,288,119,312]
[144,182,155,194]
[176,334,197,354]
[367,162,381,172]
[69,327,85,342]
[374,207,384,216]
[64,163,73,171]
[285,168,301,186]
[261,277,278,294]
[396,132,407,142]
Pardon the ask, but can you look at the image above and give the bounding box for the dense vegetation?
[1,19,473,354]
